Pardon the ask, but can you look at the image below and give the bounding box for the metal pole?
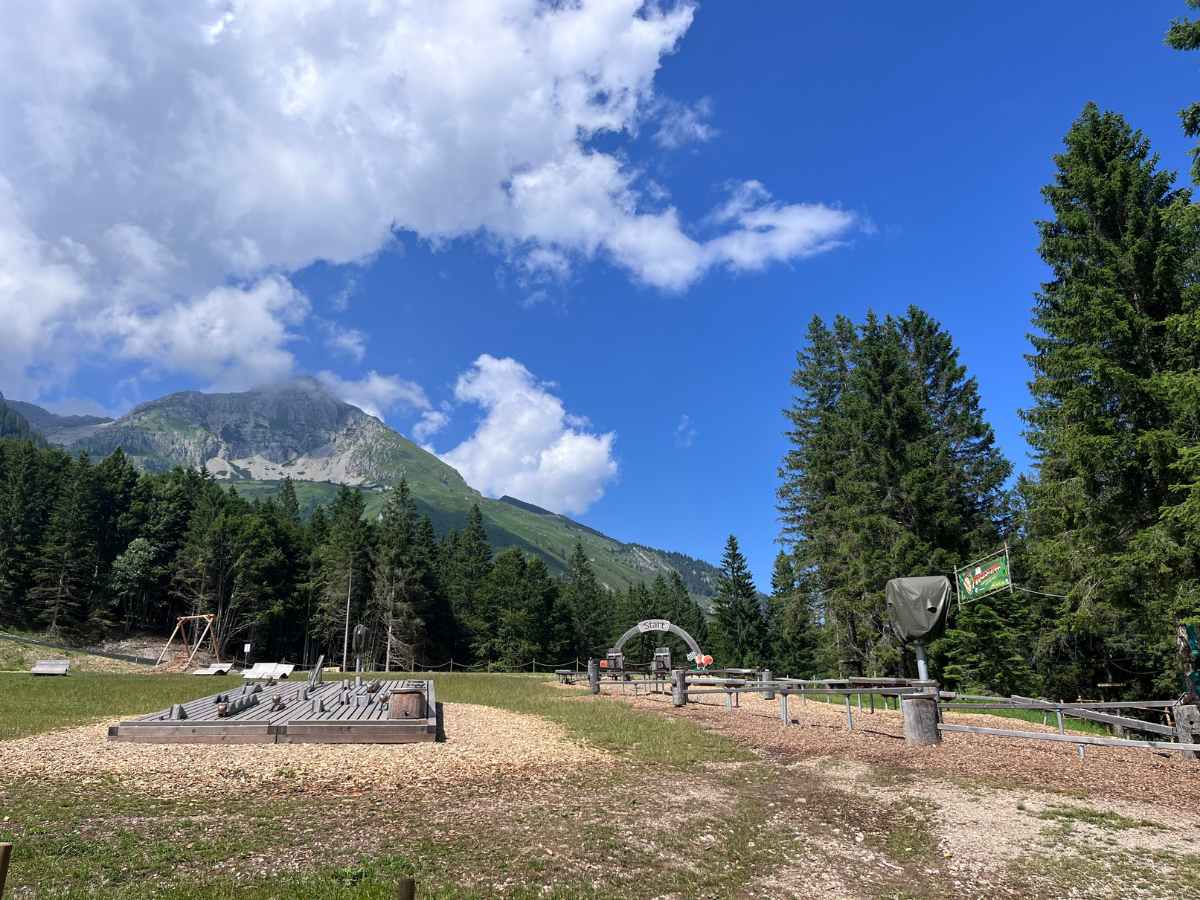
[914,642,929,682]
[342,567,353,671]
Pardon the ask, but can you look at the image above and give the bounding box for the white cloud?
[320,320,367,362]
[0,1,860,397]
[653,97,717,149]
[115,275,310,389]
[316,370,430,422]
[675,414,697,448]
[438,355,617,515]
[413,409,451,443]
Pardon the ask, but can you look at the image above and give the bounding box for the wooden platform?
[107,678,441,744]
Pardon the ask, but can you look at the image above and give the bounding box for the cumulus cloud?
[317,370,430,422]
[115,275,310,390]
[0,1,860,397]
[653,97,717,149]
[438,355,617,516]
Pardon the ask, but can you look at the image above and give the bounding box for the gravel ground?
[0,702,608,798]
[605,685,1200,814]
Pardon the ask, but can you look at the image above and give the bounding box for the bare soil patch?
[612,686,1200,814]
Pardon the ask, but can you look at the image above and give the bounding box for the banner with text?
[955,548,1012,603]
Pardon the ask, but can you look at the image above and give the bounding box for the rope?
[1011,584,1070,600]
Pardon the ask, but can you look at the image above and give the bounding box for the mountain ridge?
[10,380,721,597]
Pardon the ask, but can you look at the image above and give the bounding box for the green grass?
[1035,803,1160,832]
[0,671,758,898]
[0,671,241,740]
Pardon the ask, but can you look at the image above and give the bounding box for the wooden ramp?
[108,678,440,744]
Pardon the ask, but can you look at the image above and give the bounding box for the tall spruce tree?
[711,535,766,667]
[1167,1,1200,183]
[562,539,608,660]
[30,455,102,636]
[780,308,1011,680]
[1022,103,1200,697]
[766,551,818,678]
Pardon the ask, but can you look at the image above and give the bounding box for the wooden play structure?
[155,614,219,670]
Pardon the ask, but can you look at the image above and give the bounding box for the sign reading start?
[637,619,671,633]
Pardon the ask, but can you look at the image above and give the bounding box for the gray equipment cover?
[885,576,951,642]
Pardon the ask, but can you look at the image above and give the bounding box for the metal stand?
[914,641,929,682]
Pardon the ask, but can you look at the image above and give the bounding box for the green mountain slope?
[18,379,720,596]
[0,392,44,445]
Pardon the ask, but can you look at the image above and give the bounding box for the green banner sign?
[955,548,1011,602]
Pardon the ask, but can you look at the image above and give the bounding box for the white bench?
[31,659,69,676]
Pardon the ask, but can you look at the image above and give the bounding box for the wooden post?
[778,692,789,725]
[725,689,733,711]
[1056,710,1065,734]
[671,669,687,707]
[587,658,600,695]
[761,669,774,700]
[902,693,941,746]
[844,694,854,731]
[869,693,875,714]
[397,876,416,900]
[0,842,11,898]
[1175,704,1200,761]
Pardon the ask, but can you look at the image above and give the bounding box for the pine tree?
[562,539,608,660]
[1167,2,1200,183]
[766,551,818,677]
[316,485,371,667]
[711,535,766,667]
[779,308,1011,679]
[1022,103,1200,697]
[443,504,492,660]
[30,455,102,636]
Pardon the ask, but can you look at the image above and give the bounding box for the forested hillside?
[0,443,727,669]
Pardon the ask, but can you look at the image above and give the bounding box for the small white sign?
[243,643,251,654]
[637,619,671,633]
[686,651,698,661]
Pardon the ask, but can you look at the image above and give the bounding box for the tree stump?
[902,693,941,746]
[671,669,687,707]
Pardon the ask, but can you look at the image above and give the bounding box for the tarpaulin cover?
[885,576,951,642]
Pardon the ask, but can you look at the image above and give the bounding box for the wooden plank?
[1007,695,1176,737]
[109,724,273,744]
[938,723,1200,753]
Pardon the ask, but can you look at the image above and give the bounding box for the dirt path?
[598,684,1200,898]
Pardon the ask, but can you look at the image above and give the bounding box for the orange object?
[599,659,608,669]
[699,655,713,667]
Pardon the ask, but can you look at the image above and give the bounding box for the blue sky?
[2,3,1196,586]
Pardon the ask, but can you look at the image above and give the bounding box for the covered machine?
[885,575,952,681]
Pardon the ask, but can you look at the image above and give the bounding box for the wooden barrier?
[938,723,1200,754]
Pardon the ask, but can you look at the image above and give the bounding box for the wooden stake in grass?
[0,841,12,898]
[397,875,416,899]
